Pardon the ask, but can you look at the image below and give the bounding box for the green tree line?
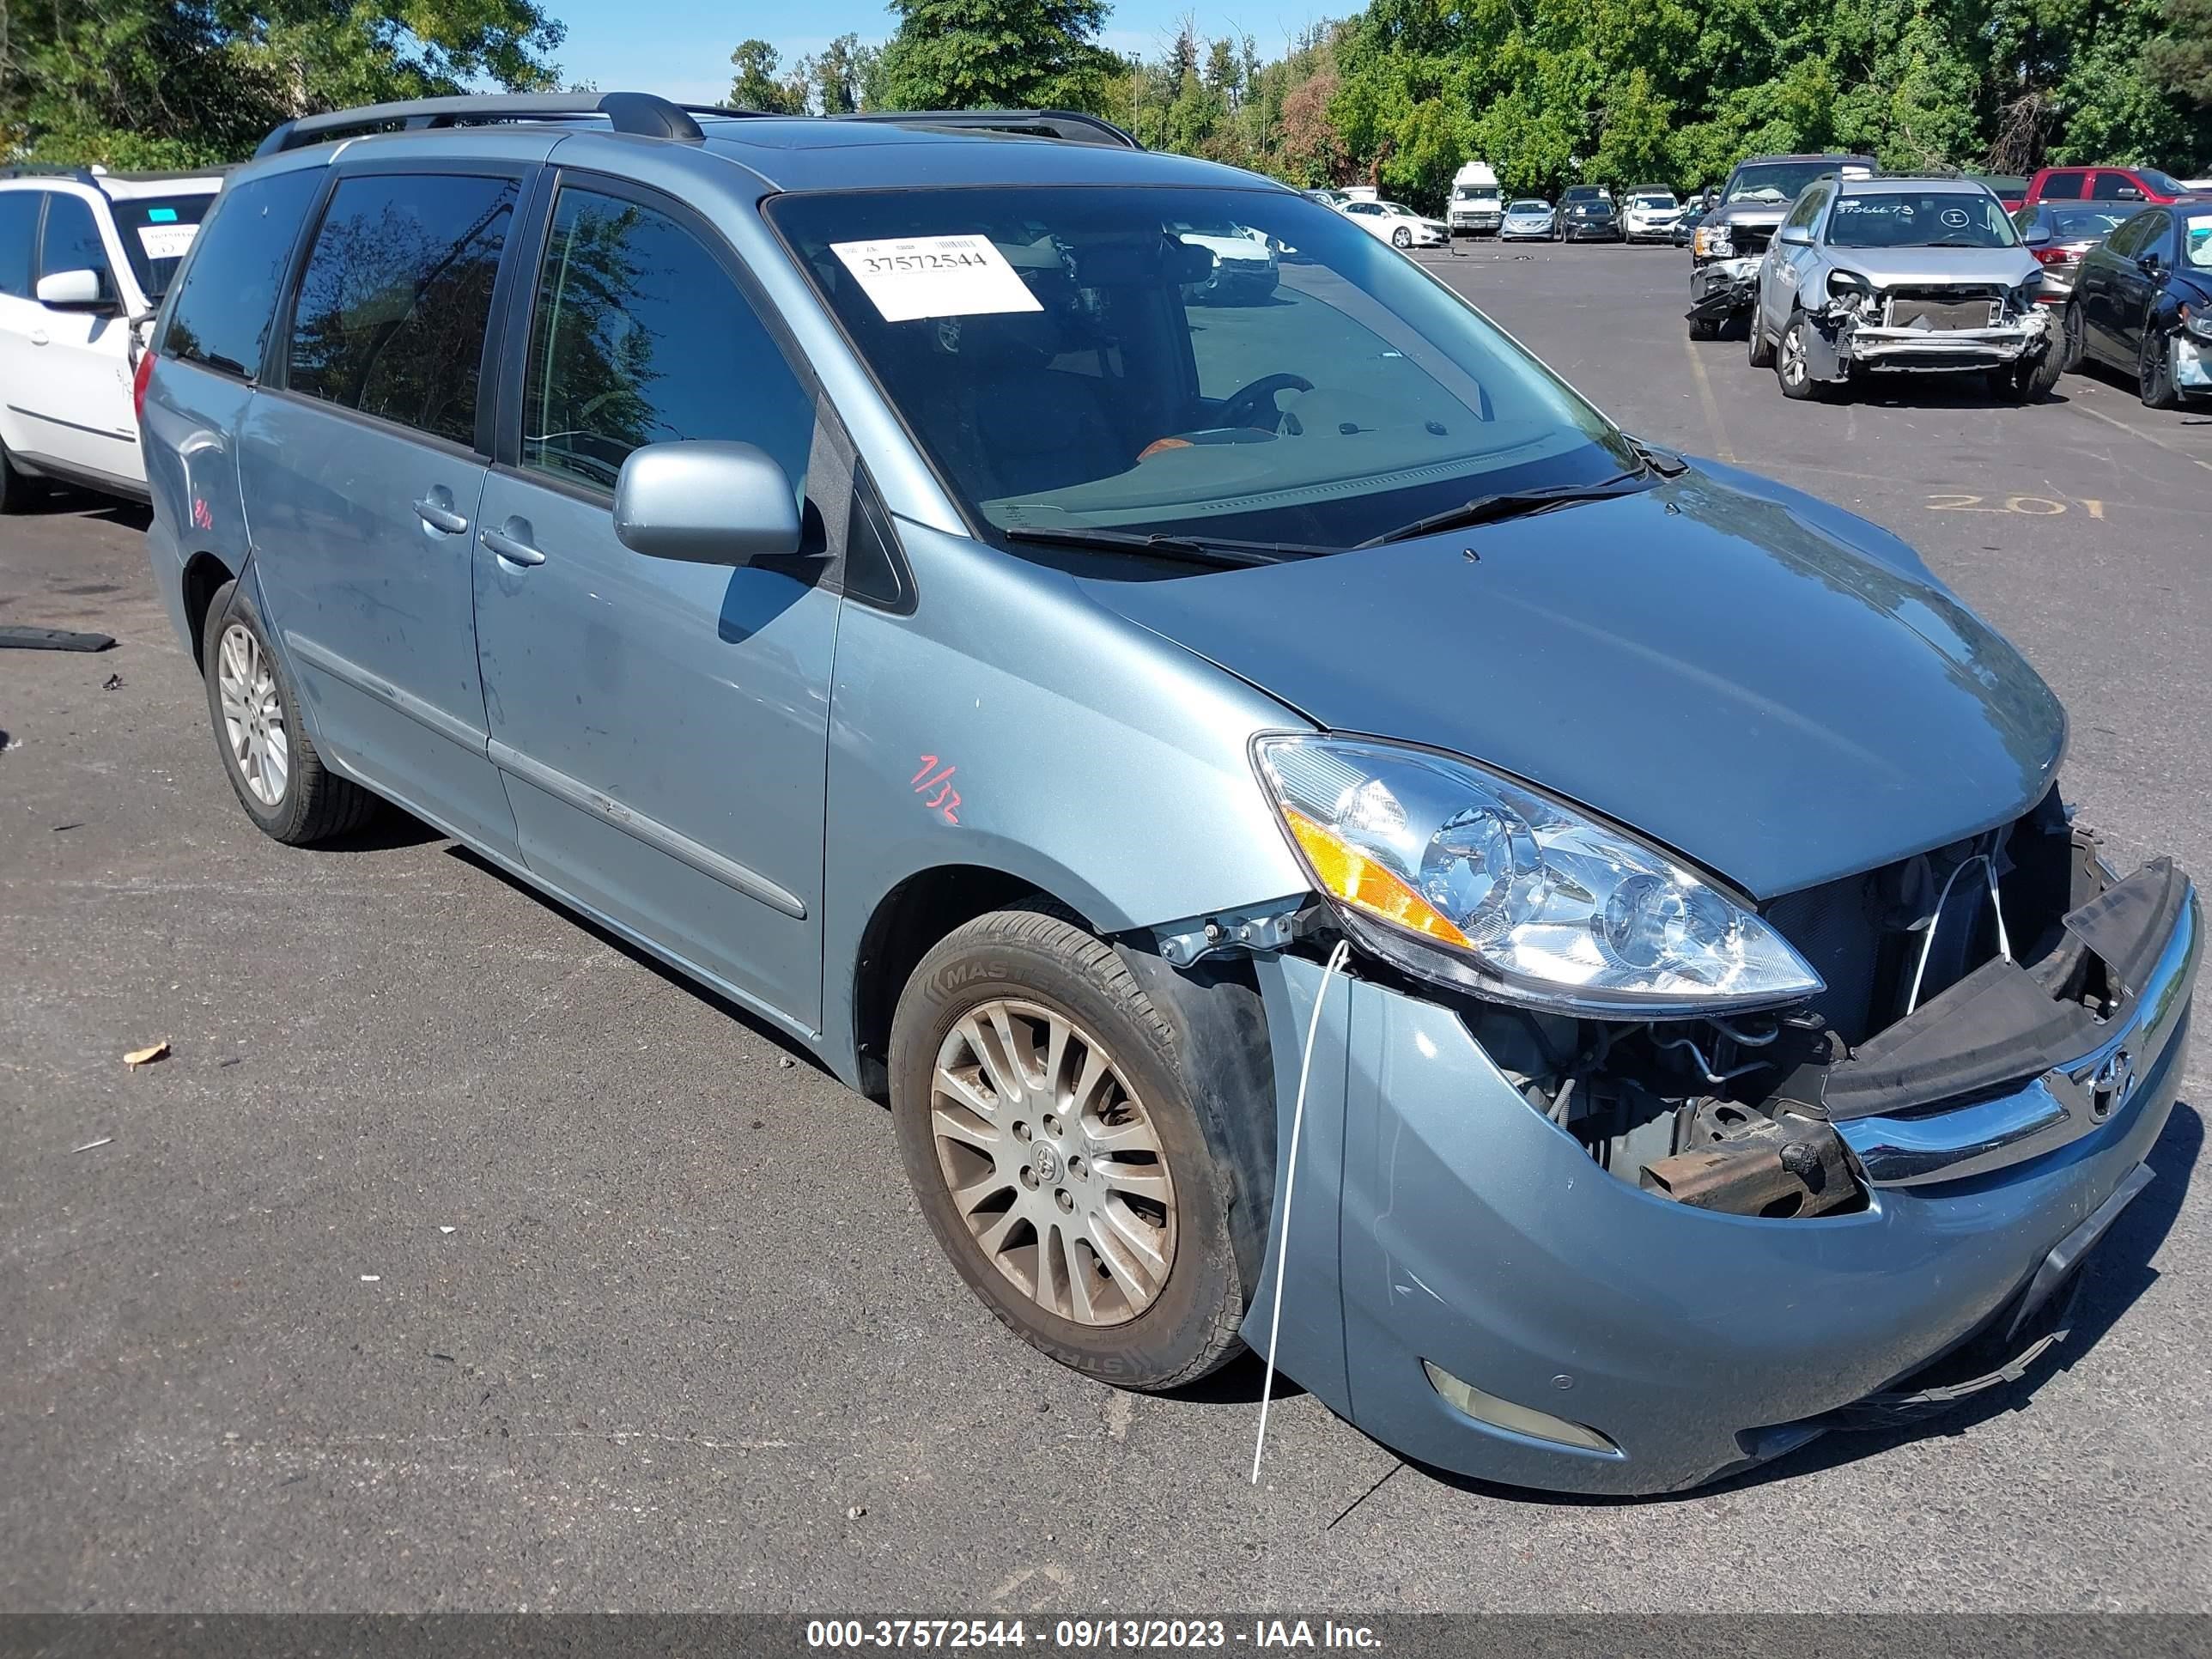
[8,0,2206,212]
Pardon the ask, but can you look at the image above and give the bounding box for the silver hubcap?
[1780,327,1806,386]
[217,623,288,805]
[930,999,1176,1327]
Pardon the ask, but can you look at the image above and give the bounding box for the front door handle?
[481,522,546,568]
[28,327,49,346]
[413,496,470,534]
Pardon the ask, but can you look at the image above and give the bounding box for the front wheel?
[1688,313,1721,341]
[1391,227,1413,248]
[890,908,1251,1389]
[2059,300,2087,373]
[2139,330,2181,410]
[201,580,381,844]
[1776,309,1828,401]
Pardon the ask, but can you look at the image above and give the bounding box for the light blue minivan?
[142,94,2197,1495]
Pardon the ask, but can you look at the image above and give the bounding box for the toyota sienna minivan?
[142,93,2198,1496]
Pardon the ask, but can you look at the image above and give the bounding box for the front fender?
[818,523,1314,1082]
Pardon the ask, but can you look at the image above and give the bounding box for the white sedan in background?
[1341,198,1449,249]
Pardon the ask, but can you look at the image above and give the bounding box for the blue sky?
[547,1,1340,106]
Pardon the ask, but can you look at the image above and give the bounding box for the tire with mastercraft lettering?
[890,907,1250,1390]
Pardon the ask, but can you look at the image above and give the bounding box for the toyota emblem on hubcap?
[1030,1144,1061,1182]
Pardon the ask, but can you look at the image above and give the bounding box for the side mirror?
[36,268,116,312]
[612,441,802,566]
[1776,224,1814,246]
[2138,250,2163,272]
[2021,225,2051,247]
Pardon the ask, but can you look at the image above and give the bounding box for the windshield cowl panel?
[767,184,1635,564]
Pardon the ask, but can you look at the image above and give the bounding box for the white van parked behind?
[1448,161,1503,235]
[0,166,225,508]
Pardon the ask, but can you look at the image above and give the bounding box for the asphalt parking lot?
[4,237,2209,1614]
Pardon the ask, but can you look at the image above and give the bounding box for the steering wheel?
[1214,373,1314,433]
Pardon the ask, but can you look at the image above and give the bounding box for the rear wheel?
[2139,330,2180,410]
[0,438,42,514]
[201,580,381,844]
[890,908,1251,1389]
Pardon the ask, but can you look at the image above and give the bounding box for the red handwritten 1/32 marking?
[911,755,960,825]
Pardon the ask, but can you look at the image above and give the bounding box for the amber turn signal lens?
[1283,808,1472,949]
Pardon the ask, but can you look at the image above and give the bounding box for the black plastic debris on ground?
[0,625,116,652]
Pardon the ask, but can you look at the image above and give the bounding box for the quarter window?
[38,193,114,301]
[0,191,40,295]
[286,172,516,446]
[520,185,814,498]
[163,168,325,380]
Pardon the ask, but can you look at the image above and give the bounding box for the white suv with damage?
[0,166,224,508]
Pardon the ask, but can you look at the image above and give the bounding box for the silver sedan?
[1498,199,1555,240]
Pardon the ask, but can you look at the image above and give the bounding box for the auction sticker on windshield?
[136,222,198,261]
[830,235,1042,323]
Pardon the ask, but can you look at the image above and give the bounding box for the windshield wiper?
[1352,471,1648,549]
[1001,525,1329,568]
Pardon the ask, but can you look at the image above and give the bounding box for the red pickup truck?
[2022,164,2195,207]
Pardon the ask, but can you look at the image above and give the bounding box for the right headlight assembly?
[1253,736,1823,1017]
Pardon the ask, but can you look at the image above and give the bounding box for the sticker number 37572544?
[830,234,1043,324]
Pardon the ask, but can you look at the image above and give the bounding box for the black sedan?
[1556,187,1621,243]
[1672,202,1710,247]
[2060,198,2212,408]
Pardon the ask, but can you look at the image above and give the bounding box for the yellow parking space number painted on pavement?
[1927,493,2105,519]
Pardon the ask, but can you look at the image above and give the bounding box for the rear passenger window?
[39,193,114,300]
[520,185,814,497]
[164,169,325,380]
[0,191,41,295]
[286,172,516,446]
[2039,172,2084,201]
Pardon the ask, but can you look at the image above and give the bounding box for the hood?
[1080,469,2064,900]
[1708,200,1790,228]
[1826,246,2041,288]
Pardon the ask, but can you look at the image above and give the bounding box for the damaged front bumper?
[1687,257,1761,324]
[1802,299,2056,380]
[1243,859,2198,1496]
[2173,327,2212,394]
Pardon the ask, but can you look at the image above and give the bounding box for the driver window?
[39,192,114,301]
[521,185,815,501]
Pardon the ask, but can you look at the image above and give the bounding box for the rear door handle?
[413,497,469,534]
[481,524,546,568]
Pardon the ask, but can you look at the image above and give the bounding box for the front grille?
[1886,295,2001,331]
[1734,224,1773,255]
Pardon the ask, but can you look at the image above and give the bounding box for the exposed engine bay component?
[1640,1103,1858,1218]
[1799,277,2055,382]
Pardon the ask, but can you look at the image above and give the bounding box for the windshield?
[1630,193,1676,209]
[2036,205,2132,241]
[1508,201,1547,213]
[2187,213,2212,268]
[108,193,214,298]
[1827,190,2017,249]
[1726,163,1845,204]
[769,185,1635,555]
[2139,167,2189,197]
[1453,185,1498,200]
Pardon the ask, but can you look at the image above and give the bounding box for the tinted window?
[110,194,214,299]
[521,186,814,498]
[164,169,325,380]
[2091,172,2145,201]
[2106,211,2158,258]
[2038,171,2085,201]
[0,191,43,295]
[287,172,515,445]
[38,192,114,301]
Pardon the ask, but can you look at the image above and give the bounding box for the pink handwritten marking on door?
[912,755,961,825]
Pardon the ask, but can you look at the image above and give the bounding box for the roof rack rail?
[836,109,1142,149]
[255,91,713,158]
